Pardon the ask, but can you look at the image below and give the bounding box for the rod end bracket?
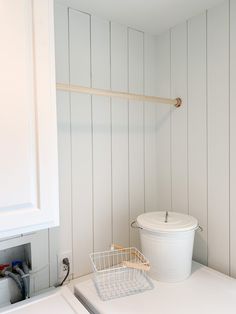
[175,97,182,107]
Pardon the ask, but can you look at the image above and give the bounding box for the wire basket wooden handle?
[111,243,151,271]
[111,244,139,258]
[122,261,150,271]
[111,244,125,250]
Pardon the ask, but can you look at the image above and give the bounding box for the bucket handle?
[131,220,143,230]
[132,220,203,232]
[195,225,203,232]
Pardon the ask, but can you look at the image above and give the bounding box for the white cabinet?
[0,0,59,238]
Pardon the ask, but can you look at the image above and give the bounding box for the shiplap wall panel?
[49,3,72,284]
[155,31,172,211]
[3,0,235,295]
[111,23,129,246]
[69,9,90,87]
[170,23,188,214]
[188,13,208,265]
[144,34,159,212]
[71,94,93,276]
[128,29,144,248]
[91,17,110,89]
[50,0,236,285]
[69,9,93,276]
[92,95,112,251]
[56,92,72,267]
[207,2,230,274]
[31,230,50,291]
[91,17,112,251]
[54,3,69,84]
[230,0,236,277]
[111,23,128,92]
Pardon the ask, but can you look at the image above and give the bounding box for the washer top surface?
[1,287,88,314]
[74,262,236,314]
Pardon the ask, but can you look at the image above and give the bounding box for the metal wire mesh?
[90,247,153,301]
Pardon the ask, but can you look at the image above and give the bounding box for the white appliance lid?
[74,263,236,314]
[137,211,198,232]
[1,287,88,314]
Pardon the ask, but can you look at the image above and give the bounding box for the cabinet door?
[0,0,59,238]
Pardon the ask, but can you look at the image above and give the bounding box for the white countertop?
[0,287,88,314]
[73,262,236,314]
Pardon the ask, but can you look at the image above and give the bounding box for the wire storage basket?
[89,246,153,301]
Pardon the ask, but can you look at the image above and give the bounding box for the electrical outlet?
[57,251,72,280]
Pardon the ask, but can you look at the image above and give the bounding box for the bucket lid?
[137,211,198,233]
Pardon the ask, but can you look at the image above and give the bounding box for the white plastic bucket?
[135,211,199,282]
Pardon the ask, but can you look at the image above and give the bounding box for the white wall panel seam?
[143,32,146,213]
[47,229,51,283]
[206,9,209,267]
[228,0,231,276]
[91,95,94,255]
[229,0,236,277]
[206,7,210,269]
[128,26,132,246]
[169,29,173,211]
[109,21,113,244]
[186,20,190,215]
[89,14,94,254]
[67,6,74,276]
[127,27,131,247]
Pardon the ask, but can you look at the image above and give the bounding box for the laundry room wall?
[50,0,236,284]
[1,0,235,300]
[49,0,163,283]
[154,0,236,277]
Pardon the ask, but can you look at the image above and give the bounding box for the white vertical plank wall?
[54,3,69,84]
[207,1,229,274]
[32,231,50,291]
[155,0,234,275]
[71,93,93,276]
[170,23,188,214]
[3,0,236,297]
[91,17,112,252]
[155,31,172,212]
[55,92,72,272]
[144,34,159,212]
[50,0,236,284]
[69,9,93,276]
[128,29,145,248]
[188,13,208,265]
[230,0,236,278]
[111,23,129,247]
[69,10,91,86]
[49,3,72,284]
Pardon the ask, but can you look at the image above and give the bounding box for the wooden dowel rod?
[56,83,182,107]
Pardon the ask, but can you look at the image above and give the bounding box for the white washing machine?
[0,287,88,314]
[72,262,236,314]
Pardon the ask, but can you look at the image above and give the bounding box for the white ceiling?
[61,0,224,34]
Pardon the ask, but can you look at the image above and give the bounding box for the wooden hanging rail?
[56,83,182,107]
